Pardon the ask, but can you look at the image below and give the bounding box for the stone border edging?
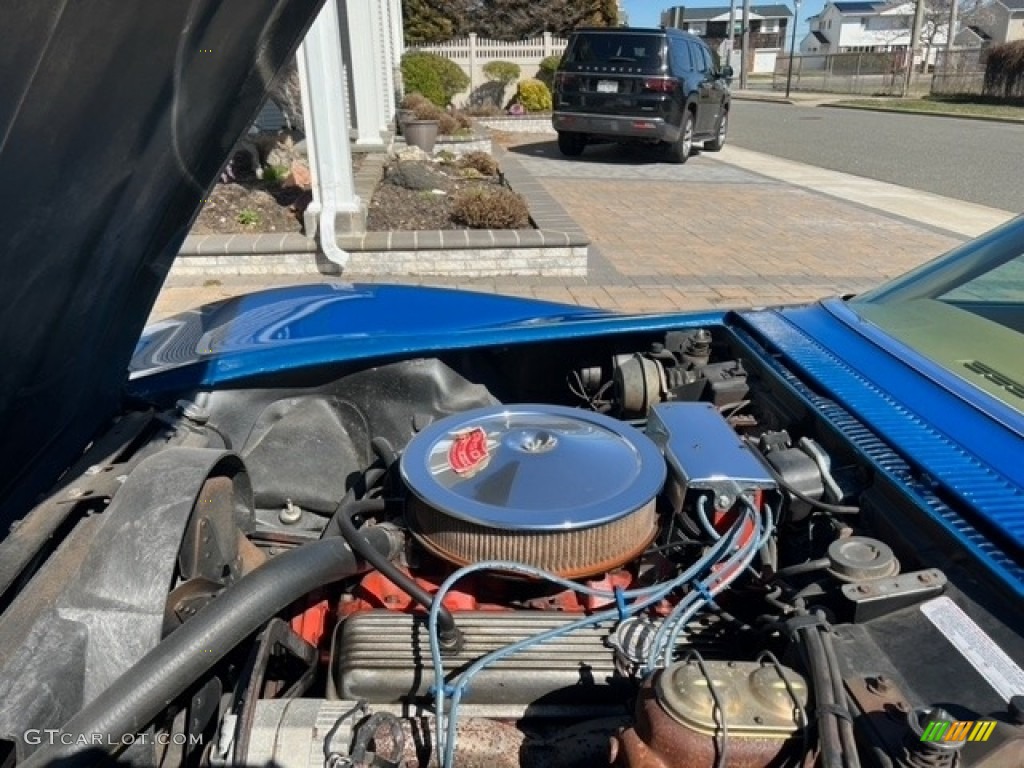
[478,116,555,134]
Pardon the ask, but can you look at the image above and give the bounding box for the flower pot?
[396,109,417,135]
[403,119,439,153]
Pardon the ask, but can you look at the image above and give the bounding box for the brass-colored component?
[656,659,809,737]
[614,660,809,768]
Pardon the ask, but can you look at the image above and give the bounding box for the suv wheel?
[704,110,728,152]
[557,131,586,157]
[667,111,694,164]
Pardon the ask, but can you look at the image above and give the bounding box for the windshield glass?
[564,32,665,66]
[851,218,1024,412]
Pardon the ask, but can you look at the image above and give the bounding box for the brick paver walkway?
[153,136,962,321]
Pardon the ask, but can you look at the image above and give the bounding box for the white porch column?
[341,0,386,147]
[297,0,361,268]
[373,0,395,132]
[380,0,396,122]
[388,0,406,99]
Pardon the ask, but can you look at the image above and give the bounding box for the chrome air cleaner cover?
[400,404,667,578]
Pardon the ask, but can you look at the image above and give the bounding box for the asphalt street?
[728,101,1022,212]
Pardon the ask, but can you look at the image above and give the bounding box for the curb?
[821,102,1024,124]
[731,92,795,105]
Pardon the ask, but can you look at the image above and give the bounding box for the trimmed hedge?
[483,60,521,85]
[537,55,562,88]
[401,51,470,107]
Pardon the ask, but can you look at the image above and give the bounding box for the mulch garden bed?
[192,181,309,236]
[191,154,365,236]
[190,145,529,235]
[366,156,509,231]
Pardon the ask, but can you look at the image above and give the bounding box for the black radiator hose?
[19,528,400,768]
[321,437,464,653]
[327,495,464,653]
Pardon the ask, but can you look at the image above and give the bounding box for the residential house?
[954,24,993,47]
[660,5,794,72]
[972,0,1024,44]
[800,1,947,65]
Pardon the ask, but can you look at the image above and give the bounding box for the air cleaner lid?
[400,404,666,531]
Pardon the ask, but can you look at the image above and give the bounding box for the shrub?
[458,151,499,177]
[237,209,260,227]
[983,40,1024,100]
[483,60,521,85]
[517,78,553,112]
[401,51,470,107]
[438,111,460,136]
[409,101,473,136]
[412,100,443,121]
[452,187,530,229]
[400,92,432,111]
[262,165,290,185]
[537,55,562,88]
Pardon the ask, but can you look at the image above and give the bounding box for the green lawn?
[831,97,1024,121]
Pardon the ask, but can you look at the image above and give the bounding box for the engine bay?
[1,324,1022,768]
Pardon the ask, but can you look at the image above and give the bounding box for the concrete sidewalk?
[152,139,1015,322]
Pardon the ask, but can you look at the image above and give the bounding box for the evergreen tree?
[402,0,471,44]
[469,0,617,40]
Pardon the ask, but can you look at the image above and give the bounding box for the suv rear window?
[564,33,665,68]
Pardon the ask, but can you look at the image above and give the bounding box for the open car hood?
[0,0,323,525]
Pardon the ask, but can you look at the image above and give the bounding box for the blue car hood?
[131,283,613,385]
[0,0,325,525]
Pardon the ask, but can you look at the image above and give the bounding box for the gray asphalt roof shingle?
[833,2,881,12]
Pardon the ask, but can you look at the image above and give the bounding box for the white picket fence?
[411,32,569,106]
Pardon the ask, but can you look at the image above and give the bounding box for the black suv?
[552,27,732,163]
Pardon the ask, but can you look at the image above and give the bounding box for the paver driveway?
[502,138,961,313]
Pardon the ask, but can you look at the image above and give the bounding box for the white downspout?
[297,0,361,270]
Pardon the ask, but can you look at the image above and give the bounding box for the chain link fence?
[772,51,929,96]
[931,48,987,96]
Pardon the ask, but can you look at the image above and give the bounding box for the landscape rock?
[284,160,312,190]
[393,145,431,163]
[385,161,448,191]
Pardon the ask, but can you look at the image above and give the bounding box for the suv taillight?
[642,77,675,93]
[554,72,579,90]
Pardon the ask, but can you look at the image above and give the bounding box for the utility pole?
[741,0,751,89]
[943,0,960,76]
[785,0,802,98]
[903,0,927,96]
[726,0,738,69]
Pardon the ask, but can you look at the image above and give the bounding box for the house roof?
[812,30,831,43]
[671,4,793,21]
[996,0,1024,9]
[832,2,882,13]
[967,24,993,39]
